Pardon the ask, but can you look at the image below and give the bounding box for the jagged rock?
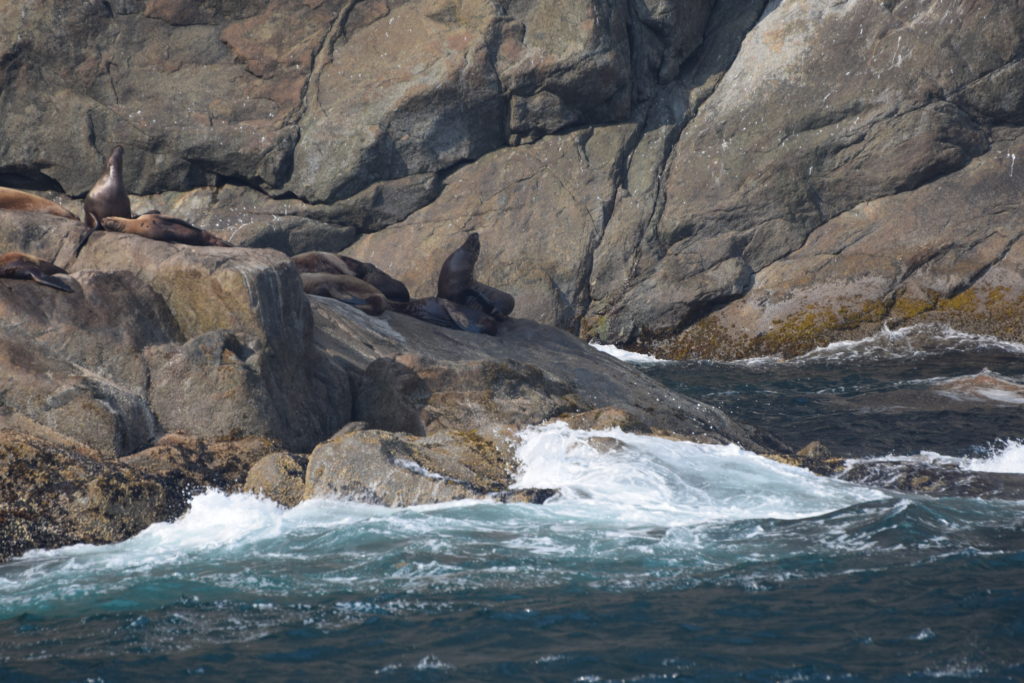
[1,213,351,455]
[840,460,1024,500]
[121,433,282,497]
[0,429,186,562]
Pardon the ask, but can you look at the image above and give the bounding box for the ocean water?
[2,325,1024,681]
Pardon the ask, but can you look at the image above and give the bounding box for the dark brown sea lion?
[84,146,131,229]
[437,232,479,301]
[301,272,387,315]
[100,214,233,247]
[292,251,359,277]
[0,252,74,292]
[392,296,497,335]
[0,188,78,220]
[436,232,514,319]
[338,255,410,303]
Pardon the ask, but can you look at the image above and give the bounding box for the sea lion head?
[108,145,124,168]
[462,232,480,258]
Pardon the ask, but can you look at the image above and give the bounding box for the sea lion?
[100,214,233,247]
[436,232,514,319]
[0,252,74,292]
[392,296,497,335]
[292,251,359,277]
[83,146,131,229]
[301,272,387,315]
[338,255,410,302]
[0,188,78,220]
[437,232,479,301]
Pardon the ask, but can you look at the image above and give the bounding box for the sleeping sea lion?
[0,252,74,292]
[0,188,78,220]
[292,251,359,277]
[436,232,514,319]
[84,146,131,229]
[392,296,497,335]
[338,254,410,302]
[100,214,233,247]
[301,272,387,315]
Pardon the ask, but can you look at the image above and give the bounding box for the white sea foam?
[791,324,1024,363]
[512,422,884,526]
[964,440,1024,474]
[589,342,669,364]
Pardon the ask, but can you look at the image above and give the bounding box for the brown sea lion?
[436,232,514,319]
[301,272,387,315]
[84,146,131,229]
[100,214,233,247]
[0,188,78,220]
[392,296,497,335]
[338,255,410,303]
[437,232,479,301]
[292,251,359,277]
[0,252,74,292]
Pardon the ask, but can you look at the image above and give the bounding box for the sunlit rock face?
[2,0,1023,352]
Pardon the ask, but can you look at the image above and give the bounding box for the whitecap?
[589,342,669,364]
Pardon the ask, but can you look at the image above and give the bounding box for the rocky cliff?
[3,0,1024,558]
[3,0,1021,357]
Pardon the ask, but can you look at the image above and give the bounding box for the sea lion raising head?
[100,214,233,247]
[84,146,131,229]
[436,232,514,319]
[437,232,479,302]
[0,252,74,292]
[301,272,387,315]
[0,187,78,221]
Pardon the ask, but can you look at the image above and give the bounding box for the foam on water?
[791,324,1024,363]
[589,342,668,364]
[965,439,1024,474]
[512,422,884,525]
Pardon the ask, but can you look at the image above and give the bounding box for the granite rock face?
[5,1,1021,355]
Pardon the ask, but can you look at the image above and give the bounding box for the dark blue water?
[2,325,1023,681]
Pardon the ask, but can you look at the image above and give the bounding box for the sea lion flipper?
[73,224,98,256]
[27,269,73,292]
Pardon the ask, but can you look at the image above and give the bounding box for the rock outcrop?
[0,208,777,560]
[5,1,1019,357]
[4,0,1024,557]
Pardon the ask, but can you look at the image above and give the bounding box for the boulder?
[303,428,556,507]
[0,429,187,562]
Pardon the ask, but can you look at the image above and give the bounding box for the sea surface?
[2,324,1023,681]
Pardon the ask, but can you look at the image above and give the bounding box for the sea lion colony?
[0,147,515,334]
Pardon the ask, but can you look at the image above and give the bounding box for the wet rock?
[243,452,308,508]
[0,429,186,562]
[840,459,1024,500]
[303,428,549,507]
[121,433,282,498]
[764,441,846,477]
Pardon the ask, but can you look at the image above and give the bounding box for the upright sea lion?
[100,214,233,247]
[338,255,410,302]
[437,232,479,301]
[301,272,387,315]
[84,146,131,229]
[0,252,74,292]
[292,251,359,277]
[392,296,497,335]
[0,188,78,220]
[436,232,514,319]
